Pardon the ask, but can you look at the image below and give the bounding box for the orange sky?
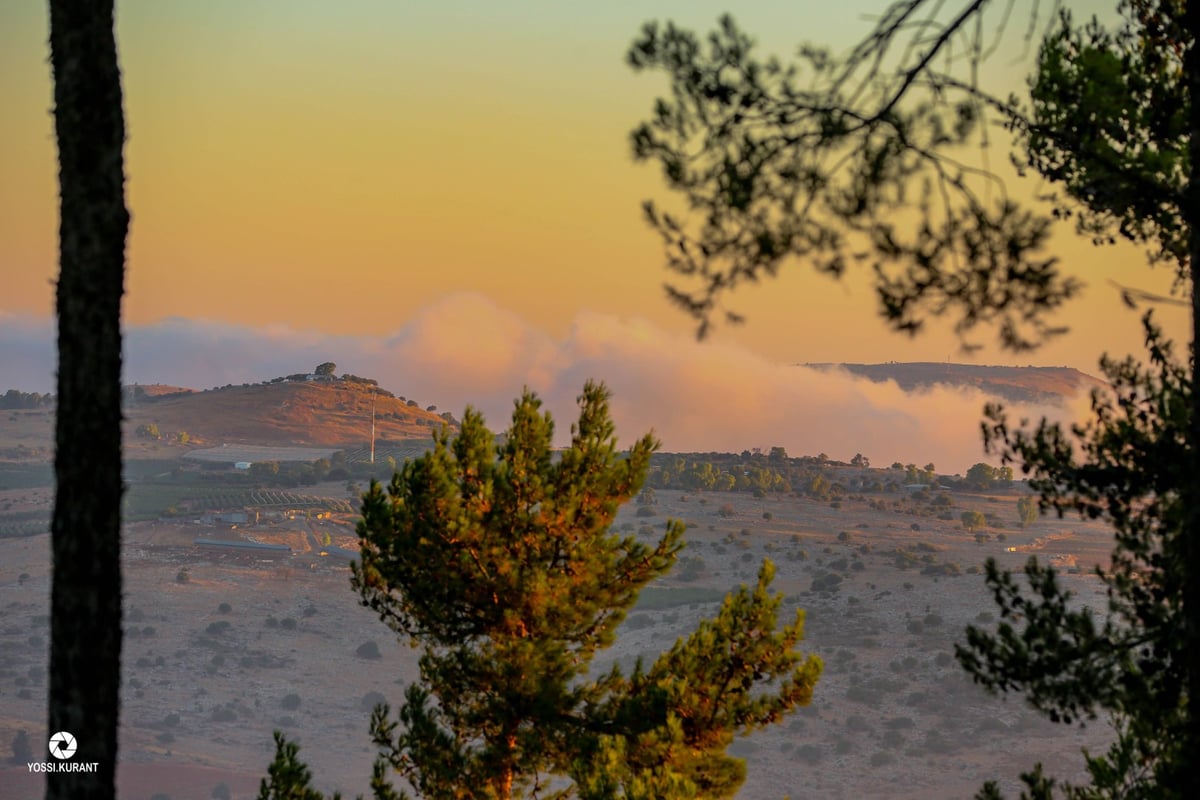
[0,1,1189,376]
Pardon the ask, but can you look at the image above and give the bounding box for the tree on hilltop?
[259,382,821,799]
[965,463,992,488]
[314,361,337,377]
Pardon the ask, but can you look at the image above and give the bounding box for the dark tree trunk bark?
[1186,4,1200,798]
[45,2,128,799]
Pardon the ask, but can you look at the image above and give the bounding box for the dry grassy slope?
[806,362,1106,405]
[124,381,453,447]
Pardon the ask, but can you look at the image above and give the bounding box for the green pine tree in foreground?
[259,381,821,799]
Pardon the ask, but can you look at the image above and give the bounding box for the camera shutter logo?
[48,731,77,760]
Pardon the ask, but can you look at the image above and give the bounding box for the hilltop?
[804,362,1105,405]
[122,376,455,450]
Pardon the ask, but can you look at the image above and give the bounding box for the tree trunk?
[45,1,128,799]
[1186,4,1200,798]
[499,730,516,800]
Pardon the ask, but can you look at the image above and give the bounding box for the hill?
[123,378,455,450]
[803,362,1106,405]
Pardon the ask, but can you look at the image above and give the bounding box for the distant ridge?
[803,362,1106,405]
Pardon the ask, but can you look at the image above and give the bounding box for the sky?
[0,1,1188,471]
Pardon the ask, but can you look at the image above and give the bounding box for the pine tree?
[625,4,1200,794]
[961,316,1191,798]
[260,381,821,799]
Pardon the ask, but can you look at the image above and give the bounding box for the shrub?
[281,693,302,711]
[205,620,231,635]
[635,506,656,518]
[280,617,297,631]
[175,568,189,584]
[211,707,237,722]
[717,503,735,518]
[217,602,232,614]
[794,744,823,764]
[844,715,870,733]
[811,573,843,592]
[211,784,232,800]
[361,690,387,712]
[356,640,382,659]
[762,511,773,520]
[10,729,32,763]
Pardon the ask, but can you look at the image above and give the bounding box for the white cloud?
[0,294,1091,473]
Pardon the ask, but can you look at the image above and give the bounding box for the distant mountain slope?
[123,379,454,448]
[804,362,1106,405]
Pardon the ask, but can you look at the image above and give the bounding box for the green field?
[123,483,355,521]
[633,587,730,610]
[0,462,52,490]
[0,511,51,538]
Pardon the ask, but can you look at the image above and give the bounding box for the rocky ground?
[0,488,1117,800]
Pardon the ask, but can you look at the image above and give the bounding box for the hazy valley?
[0,367,1116,799]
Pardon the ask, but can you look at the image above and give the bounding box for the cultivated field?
[183,445,341,464]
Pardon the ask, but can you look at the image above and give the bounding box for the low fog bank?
[0,294,1092,474]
